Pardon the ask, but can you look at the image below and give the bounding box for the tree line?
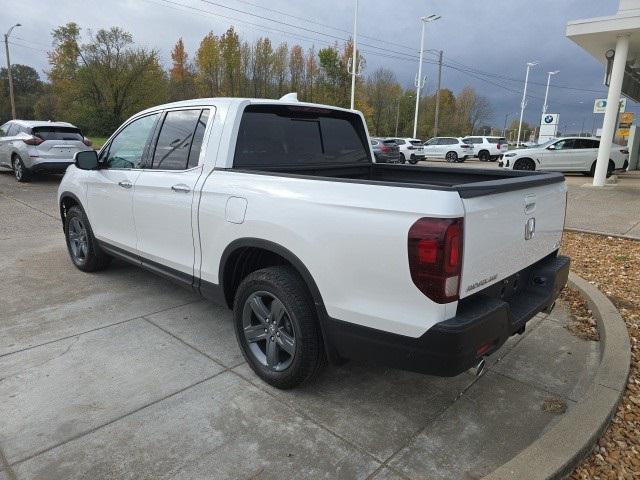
[0,23,493,139]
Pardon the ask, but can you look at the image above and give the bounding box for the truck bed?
[233,163,565,198]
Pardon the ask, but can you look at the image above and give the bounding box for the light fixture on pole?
[413,14,440,139]
[542,70,559,115]
[349,0,359,110]
[4,22,22,120]
[516,61,538,147]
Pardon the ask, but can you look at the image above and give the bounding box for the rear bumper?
[324,253,570,377]
[30,160,74,173]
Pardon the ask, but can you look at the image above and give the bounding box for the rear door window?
[152,109,202,170]
[234,104,371,168]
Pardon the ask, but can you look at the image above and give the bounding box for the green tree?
[0,64,43,122]
[196,32,222,96]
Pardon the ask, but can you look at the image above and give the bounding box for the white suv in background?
[463,136,509,162]
[391,138,425,164]
[499,137,629,176]
[422,137,474,163]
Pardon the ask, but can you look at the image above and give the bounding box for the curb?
[484,272,631,480]
[564,227,640,242]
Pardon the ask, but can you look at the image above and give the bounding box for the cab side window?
[102,113,160,169]
[151,109,210,170]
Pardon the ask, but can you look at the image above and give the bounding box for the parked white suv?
[499,137,629,176]
[390,138,425,164]
[58,96,569,389]
[422,137,474,162]
[0,120,92,182]
[463,136,509,162]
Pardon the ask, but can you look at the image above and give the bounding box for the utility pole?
[394,98,400,137]
[349,0,359,110]
[4,23,21,120]
[413,14,440,139]
[517,61,538,147]
[433,50,443,137]
[503,112,512,137]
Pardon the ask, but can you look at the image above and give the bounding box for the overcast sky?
[2,0,636,133]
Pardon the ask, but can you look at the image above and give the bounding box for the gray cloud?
[2,0,635,130]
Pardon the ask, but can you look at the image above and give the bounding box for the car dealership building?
[567,0,640,184]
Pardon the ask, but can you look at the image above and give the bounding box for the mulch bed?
[561,232,640,479]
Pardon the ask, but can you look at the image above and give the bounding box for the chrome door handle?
[171,184,191,193]
[118,180,132,189]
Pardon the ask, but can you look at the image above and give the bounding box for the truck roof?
[134,95,358,117]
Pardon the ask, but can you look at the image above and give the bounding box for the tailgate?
[459,181,566,298]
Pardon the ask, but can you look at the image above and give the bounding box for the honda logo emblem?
[525,217,536,240]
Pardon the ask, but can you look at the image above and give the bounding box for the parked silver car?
[0,120,92,182]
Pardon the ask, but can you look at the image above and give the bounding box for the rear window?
[488,138,506,144]
[234,105,371,168]
[33,126,83,141]
[409,140,422,146]
[382,140,397,145]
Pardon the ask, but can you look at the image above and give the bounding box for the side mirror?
[75,150,99,170]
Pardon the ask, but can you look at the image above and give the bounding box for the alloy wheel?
[242,291,296,372]
[68,217,89,262]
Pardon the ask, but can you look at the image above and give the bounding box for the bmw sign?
[544,115,554,124]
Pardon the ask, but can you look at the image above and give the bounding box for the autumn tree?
[169,38,196,101]
[196,32,222,96]
[220,27,241,96]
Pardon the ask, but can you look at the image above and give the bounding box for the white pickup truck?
[58,96,570,389]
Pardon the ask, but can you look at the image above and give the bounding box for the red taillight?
[83,136,93,147]
[380,144,390,153]
[408,217,463,303]
[23,136,43,146]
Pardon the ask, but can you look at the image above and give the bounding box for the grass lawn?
[87,136,108,150]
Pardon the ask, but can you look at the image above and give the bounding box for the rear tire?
[13,156,32,183]
[478,150,490,162]
[513,158,535,171]
[588,160,615,178]
[408,158,418,165]
[234,266,326,389]
[64,205,112,272]
[400,153,407,164]
[445,151,458,163]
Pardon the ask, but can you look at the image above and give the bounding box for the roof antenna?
[279,92,299,102]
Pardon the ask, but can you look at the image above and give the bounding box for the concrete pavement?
[0,171,603,479]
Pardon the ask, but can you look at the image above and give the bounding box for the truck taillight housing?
[408,217,463,303]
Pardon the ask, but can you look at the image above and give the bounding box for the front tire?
[64,205,112,272]
[234,266,326,389]
[13,156,32,183]
[513,158,535,171]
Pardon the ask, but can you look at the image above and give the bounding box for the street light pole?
[413,14,440,139]
[542,70,559,115]
[517,61,538,147]
[4,23,21,120]
[349,0,359,110]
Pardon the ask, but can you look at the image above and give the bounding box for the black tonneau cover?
[228,163,565,199]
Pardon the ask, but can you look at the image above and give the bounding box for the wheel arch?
[218,238,340,363]
[59,191,84,231]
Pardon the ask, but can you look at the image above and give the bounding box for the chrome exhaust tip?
[470,358,486,377]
